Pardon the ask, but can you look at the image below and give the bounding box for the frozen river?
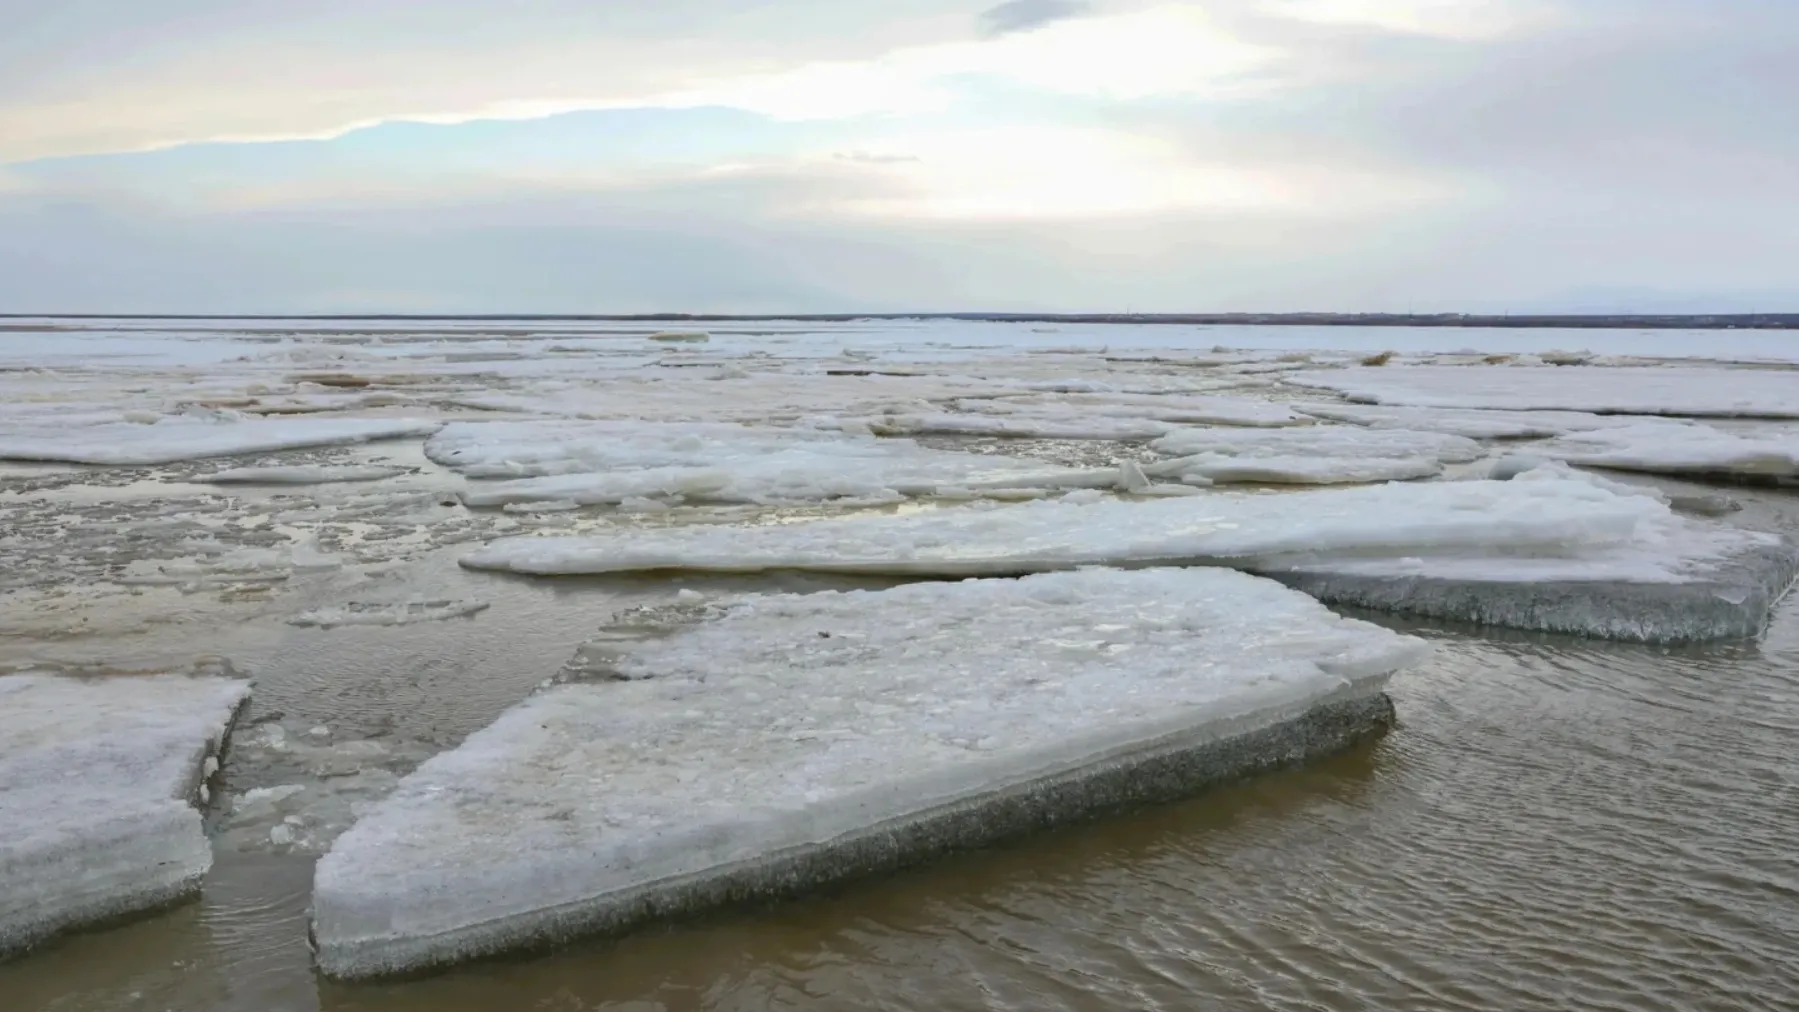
[1,319,1796,1010]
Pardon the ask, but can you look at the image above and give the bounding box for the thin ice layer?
[437,421,1121,505]
[1535,423,1799,480]
[461,477,1668,578]
[1291,403,1653,439]
[1285,366,1799,419]
[1149,425,1485,463]
[1162,454,1443,485]
[311,568,1425,978]
[202,464,410,484]
[0,417,441,465]
[954,392,1306,427]
[0,674,251,956]
[425,420,845,479]
[859,412,1175,441]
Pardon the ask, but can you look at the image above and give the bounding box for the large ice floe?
[1530,423,1799,482]
[0,413,441,465]
[1143,425,1484,485]
[851,393,1307,440]
[310,568,1425,978]
[462,472,1799,642]
[1290,404,1650,440]
[1284,365,1799,419]
[432,419,1121,506]
[0,674,250,956]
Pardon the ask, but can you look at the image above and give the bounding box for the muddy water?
[5,491,1799,1011]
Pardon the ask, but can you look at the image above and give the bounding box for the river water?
[2,323,1797,1011]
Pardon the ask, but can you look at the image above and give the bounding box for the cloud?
[980,0,1092,37]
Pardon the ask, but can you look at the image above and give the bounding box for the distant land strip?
[3,313,1797,330]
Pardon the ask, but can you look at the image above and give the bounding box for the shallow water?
[4,323,1799,1011]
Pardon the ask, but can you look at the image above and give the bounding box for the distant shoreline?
[2,312,1796,330]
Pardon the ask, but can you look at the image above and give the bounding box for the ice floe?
[201,464,411,485]
[0,415,442,466]
[461,475,1795,641]
[0,674,250,956]
[287,599,492,629]
[1291,404,1653,439]
[1532,423,1799,481]
[1143,425,1483,484]
[433,419,1122,506]
[1285,366,1799,419]
[311,567,1424,977]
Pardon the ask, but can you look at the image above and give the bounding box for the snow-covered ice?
[0,674,250,956]
[1285,366,1799,419]
[311,568,1424,977]
[958,392,1306,427]
[461,475,1794,641]
[857,412,1176,441]
[0,416,442,466]
[1532,423,1799,481]
[424,420,841,479]
[1291,404,1653,440]
[287,599,492,628]
[1142,425,1483,484]
[201,464,411,485]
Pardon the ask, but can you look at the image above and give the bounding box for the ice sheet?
[1158,454,1444,485]
[461,477,1668,578]
[1291,404,1655,439]
[953,393,1306,426]
[0,416,442,466]
[311,568,1424,977]
[1285,366,1799,419]
[436,420,1120,504]
[201,464,411,484]
[858,412,1175,441]
[0,674,250,956]
[1149,426,1485,463]
[1534,423,1799,480]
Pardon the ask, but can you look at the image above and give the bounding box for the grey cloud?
[979,0,1090,37]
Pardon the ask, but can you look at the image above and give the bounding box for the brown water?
[5,489,1799,1012]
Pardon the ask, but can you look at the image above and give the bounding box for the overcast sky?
[1,0,1791,314]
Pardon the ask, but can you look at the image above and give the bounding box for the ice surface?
[287,599,492,628]
[953,393,1307,426]
[1533,423,1799,480]
[1285,366,1799,419]
[462,477,1666,578]
[1150,426,1485,463]
[434,420,1119,505]
[461,476,1794,640]
[201,464,411,485]
[311,568,1424,977]
[0,674,250,956]
[0,416,442,465]
[1158,454,1445,485]
[859,412,1175,441]
[1291,404,1653,439]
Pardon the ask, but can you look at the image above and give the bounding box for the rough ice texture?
[1157,454,1444,485]
[311,568,1424,978]
[462,476,1793,641]
[1284,365,1799,419]
[859,412,1176,441]
[1291,403,1652,440]
[202,464,411,485]
[955,392,1307,427]
[1534,423,1799,481]
[287,599,492,628]
[0,416,441,465]
[433,419,1118,505]
[0,674,251,956]
[1149,425,1485,464]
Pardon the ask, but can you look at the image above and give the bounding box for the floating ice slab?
[0,674,250,956]
[463,477,1664,578]
[1533,423,1799,481]
[461,477,1793,640]
[1160,454,1444,485]
[1291,404,1653,439]
[860,411,1175,441]
[287,599,492,628]
[1285,366,1799,419]
[954,393,1307,427]
[437,420,1119,506]
[201,464,410,485]
[0,416,442,466]
[1150,426,1484,464]
[311,568,1424,978]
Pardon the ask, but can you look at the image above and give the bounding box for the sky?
[0,0,1792,314]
